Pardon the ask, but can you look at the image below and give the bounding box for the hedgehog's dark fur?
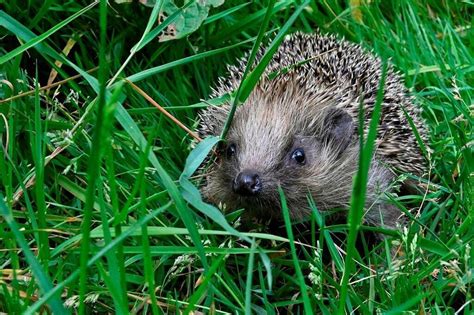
[198,32,428,228]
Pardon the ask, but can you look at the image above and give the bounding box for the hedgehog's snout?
[232,170,262,196]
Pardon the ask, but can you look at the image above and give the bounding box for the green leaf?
[157,0,225,42]
[181,136,220,178]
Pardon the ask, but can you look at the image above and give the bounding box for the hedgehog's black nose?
[233,170,262,196]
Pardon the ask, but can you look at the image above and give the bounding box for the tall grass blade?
[78,1,109,312]
[279,187,314,314]
[219,0,276,138]
[32,70,49,266]
[337,62,388,314]
[97,179,128,312]
[244,241,257,314]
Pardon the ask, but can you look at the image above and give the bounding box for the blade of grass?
[203,2,251,25]
[308,195,344,271]
[257,263,275,315]
[32,70,49,266]
[245,241,257,314]
[90,227,289,242]
[219,0,276,139]
[29,0,55,28]
[211,274,244,311]
[97,178,128,312]
[220,0,310,139]
[337,62,388,314]
[104,138,128,305]
[2,149,40,249]
[95,261,127,314]
[116,246,282,255]
[138,131,162,315]
[385,292,428,315]
[78,1,109,313]
[279,186,314,314]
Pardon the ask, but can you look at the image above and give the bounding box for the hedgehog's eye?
[226,143,237,158]
[291,148,306,165]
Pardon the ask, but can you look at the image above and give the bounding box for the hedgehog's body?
[198,33,427,228]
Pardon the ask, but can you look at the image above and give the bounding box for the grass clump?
[0,0,472,313]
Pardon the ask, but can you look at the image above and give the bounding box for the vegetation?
[0,0,472,313]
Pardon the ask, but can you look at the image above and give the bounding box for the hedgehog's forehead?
[234,89,303,133]
[226,84,329,170]
[229,81,330,141]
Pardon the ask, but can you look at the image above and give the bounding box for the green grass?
[0,0,472,313]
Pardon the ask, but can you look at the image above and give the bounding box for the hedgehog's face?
[201,88,361,220]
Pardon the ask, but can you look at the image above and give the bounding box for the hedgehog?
[197,32,427,229]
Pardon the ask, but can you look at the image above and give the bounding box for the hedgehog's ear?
[197,105,230,138]
[323,108,354,152]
